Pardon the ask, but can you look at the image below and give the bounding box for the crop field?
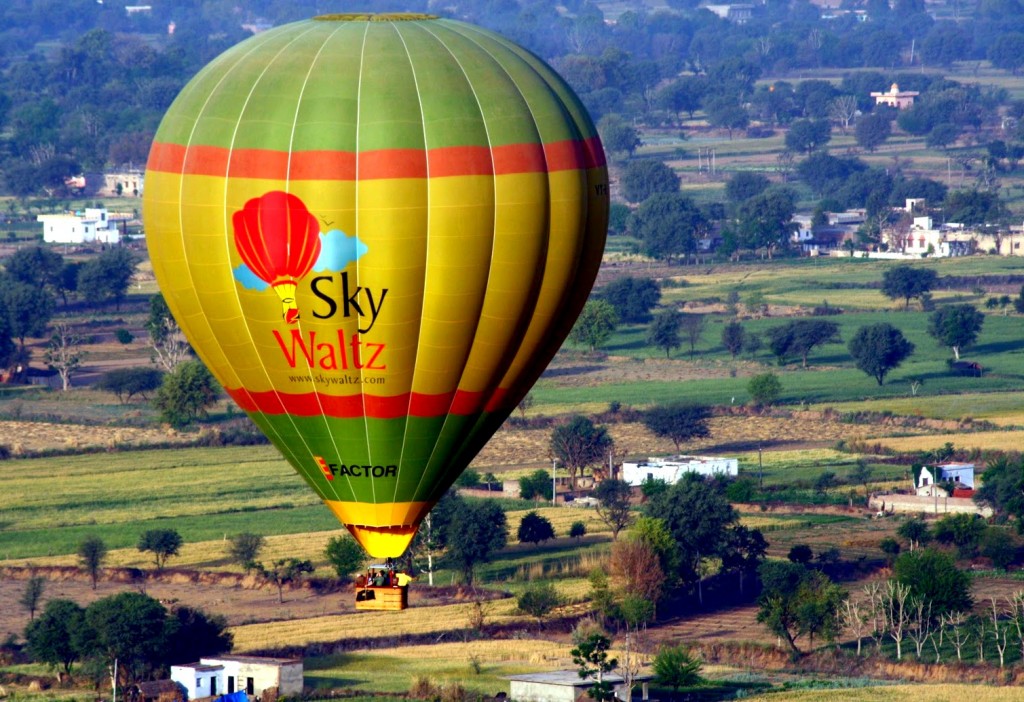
[741,686,1024,702]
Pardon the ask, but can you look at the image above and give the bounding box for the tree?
[679,313,706,357]
[517,581,560,624]
[517,511,556,545]
[600,276,661,323]
[725,172,771,203]
[519,469,554,502]
[256,558,314,603]
[620,160,680,202]
[652,645,702,692]
[855,113,892,152]
[893,548,972,617]
[444,499,507,586]
[928,304,984,360]
[324,535,365,579]
[735,187,799,258]
[593,478,634,540]
[43,322,84,391]
[932,513,987,559]
[146,293,191,372]
[0,277,55,352]
[610,538,665,605]
[137,528,183,570]
[77,248,135,309]
[6,246,67,302]
[647,309,682,358]
[162,605,233,666]
[78,535,108,589]
[721,320,746,358]
[785,119,831,154]
[704,95,749,139]
[766,320,841,367]
[641,403,711,452]
[976,455,1024,528]
[756,561,846,654]
[97,367,165,403]
[897,518,932,551]
[988,32,1024,74]
[645,475,738,596]
[828,95,858,133]
[788,544,814,564]
[981,528,1017,571]
[569,299,618,351]
[720,525,768,594]
[83,592,168,686]
[748,372,782,407]
[25,599,87,674]
[569,521,587,539]
[550,415,613,493]
[154,360,219,428]
[20,575,45,620]
[571,633,618,701]
[847,323,915,385]
[881,265,938,310]
[598,114,641,158]
[227,532,265,572]
[629,193,706,262]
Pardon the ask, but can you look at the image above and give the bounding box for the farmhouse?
[914,463,975,497]
[36,208,124,244]
[870,83,919,109]
[507,670,653,702]
[170,656,303,701]
[621,455,738,486]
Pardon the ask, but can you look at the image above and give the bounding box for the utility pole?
[552,459,558,506]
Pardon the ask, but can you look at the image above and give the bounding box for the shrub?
[569,521,587,539]
[114,328,134,344]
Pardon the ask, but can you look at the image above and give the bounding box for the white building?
[914,463,975,497]
[170,656,303,700]
[507,670,652,702]
[37,208,122,244]
[622,455,738,486]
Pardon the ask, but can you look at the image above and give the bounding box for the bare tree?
[1009,591,1024,662]
[945,611,971,662]
[610,539,665,607]
[840,599,869,655]
[149,317,191,372]
[885,580,911,660]
[863,582,887,652]
[991,598,1010,668]
[907,597,933,660]
[43,323,84,391]
[974,616,987,663]
[828,95,858,133]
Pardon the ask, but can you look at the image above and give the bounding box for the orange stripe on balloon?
[146,136,604,179]
[226,387,494,419]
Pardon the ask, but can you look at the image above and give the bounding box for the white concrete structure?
[507,670,652,702]
[171,656,302,700]
[622,455,738,486]
[37,208,121,244]
[914,463,975,497]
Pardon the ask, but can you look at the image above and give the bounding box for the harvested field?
[868,430,1024,453]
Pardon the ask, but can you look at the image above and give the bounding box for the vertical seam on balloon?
[173,30,313,474]
[220,25,329,490]
[284,22,351,507]
[403,21,497,506]
[432,21,555,477]
[391,21,430,508]
[355,20,375,506]
[173,33,268,394]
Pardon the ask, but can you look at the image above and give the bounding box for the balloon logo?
[143,13,608,557]
[232,191,322,324]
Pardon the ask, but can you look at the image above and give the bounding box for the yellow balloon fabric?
[143,14,608,557]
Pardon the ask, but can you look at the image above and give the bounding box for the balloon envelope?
[143,13,608,557]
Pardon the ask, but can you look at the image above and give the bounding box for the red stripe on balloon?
[226,387,497,419]
[147,136,604,179]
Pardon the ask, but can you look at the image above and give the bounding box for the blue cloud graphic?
[313,229,368,272]
[233,264,270,291]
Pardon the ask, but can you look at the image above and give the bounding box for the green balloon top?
[153,15,600,159]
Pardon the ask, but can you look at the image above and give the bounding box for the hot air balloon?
[143,13,608,565]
